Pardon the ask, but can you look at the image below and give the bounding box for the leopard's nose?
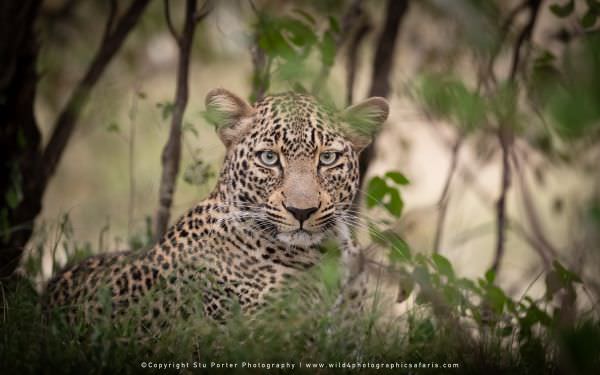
[284,205,318,224]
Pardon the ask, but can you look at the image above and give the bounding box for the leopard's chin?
[277,230,324,247]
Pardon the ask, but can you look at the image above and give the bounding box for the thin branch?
[127,91,138,239]
[509,0,543,81]
[101,0,118,46]
[312,0,364,95]
[41,0,151,188]
[194,0,212,22]
[155,0,210,239]
[250,33,268,102]
[433,137,463,253]
[358,0,410,188]
[491,125,512,274]
[164,0,181,45]
[428,127,556,268]
[510,145,559,260]
[485,0,530,86]
[490,0,543,275]
[345,13,371,106]
[42,0,81,23]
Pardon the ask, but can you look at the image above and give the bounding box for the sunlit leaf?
[486,285,507,313]
[365,176,387,208]
[384,188,403,217]
[320,31,336,68]
[385,171,410,185]
[328,16,340,34]
[432,253,455,279]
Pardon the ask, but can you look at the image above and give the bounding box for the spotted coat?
[43,89,389,331]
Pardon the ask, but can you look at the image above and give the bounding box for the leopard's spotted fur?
[43,89,389,331]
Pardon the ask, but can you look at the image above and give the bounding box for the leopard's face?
[207,90,389,246]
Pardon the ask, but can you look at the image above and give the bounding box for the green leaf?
[385,171,410,185]
[485,269,496,284]
[550,0,575,18]
[182,121,198,138]
[280,17,317,47]
[328,16,340,33]
[156,101,174,121]
[442,284,461,305]
[413,266,432,288]
[523,303,552,327]
[384,188,404,217]
[365,176,387,208]
[106,122,120,133]
[258,19,296,60]
[501,326,513,337]
[581,9,598,28]
[589,201,600,226]
[432,253,455,279]
[419,74,484,132]
[486,285,507,313]
[383,231,411,262]
[5,188,21,209]
[320,31,336,68]
[457,278,480,294]
[553,260,582,284]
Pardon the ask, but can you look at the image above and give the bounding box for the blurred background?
[2,0,599,305]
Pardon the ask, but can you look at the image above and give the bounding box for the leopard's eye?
[258,150,279,166]
[319,151,339,166]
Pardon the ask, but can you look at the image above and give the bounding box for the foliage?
[362,172,599,374]
[251,7,341,101]
[2,215,600,374]
[365,172,409,218]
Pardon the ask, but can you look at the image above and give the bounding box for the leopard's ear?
[341,97,389,152]
[205,88,255,148]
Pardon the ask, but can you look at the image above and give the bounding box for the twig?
[427,128,557,267]
[433,137,463,253]
[101,0,118,46]
[155,0,210,239]
[42,0,81,23]
[485,0,529,86]
[194,1,212,22]
[127,91,138,239]
[490,0,543,275]
[509,0,543,81]
[491,126,512,274]
[41,0,151,186]
[345,13,371,106]
[250,33,268,102]
[312,0,364,95]
[510,145,559,261]
[164,0,181,45]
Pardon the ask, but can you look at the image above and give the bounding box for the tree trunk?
[0,0,43,279]
[0,0,150,279]
[358,0,409,188]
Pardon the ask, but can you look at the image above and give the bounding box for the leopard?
[43,88,389,333]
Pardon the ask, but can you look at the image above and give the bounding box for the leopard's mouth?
[276,229,324,246]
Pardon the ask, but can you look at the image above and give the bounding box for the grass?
[1,225,599,374]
